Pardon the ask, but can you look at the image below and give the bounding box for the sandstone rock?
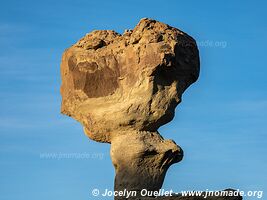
[60,18,200,199]
[60,18,199,143]
[111,131,183,195]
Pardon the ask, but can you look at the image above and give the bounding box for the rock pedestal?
[110,131,183,197]
[61,18,239,200]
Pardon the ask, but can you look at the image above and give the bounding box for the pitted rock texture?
[60,18,200,199]
[60,18,200,143]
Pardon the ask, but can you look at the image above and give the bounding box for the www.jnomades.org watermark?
[176,40,228,48]
[39,152,104,160]
[197,40,228,48]
[91,188,263,199]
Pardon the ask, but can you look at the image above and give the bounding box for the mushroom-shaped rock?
[60,18,200,199]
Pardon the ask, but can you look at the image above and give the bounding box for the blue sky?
[0,0,266,199]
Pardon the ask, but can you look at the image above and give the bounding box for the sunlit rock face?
[60,18,199,142]
[60,18,200,199]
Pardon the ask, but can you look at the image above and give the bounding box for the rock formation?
[60,18,241,200]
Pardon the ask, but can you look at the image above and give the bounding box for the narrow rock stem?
[110,131,183,199]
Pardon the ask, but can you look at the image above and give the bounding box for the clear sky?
[0,0,266,199]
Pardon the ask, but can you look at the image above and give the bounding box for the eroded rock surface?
[111,131,183,195]
[60,18,200,199]
[60,18,199,142]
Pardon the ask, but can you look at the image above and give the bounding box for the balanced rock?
[60,18,200,198]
